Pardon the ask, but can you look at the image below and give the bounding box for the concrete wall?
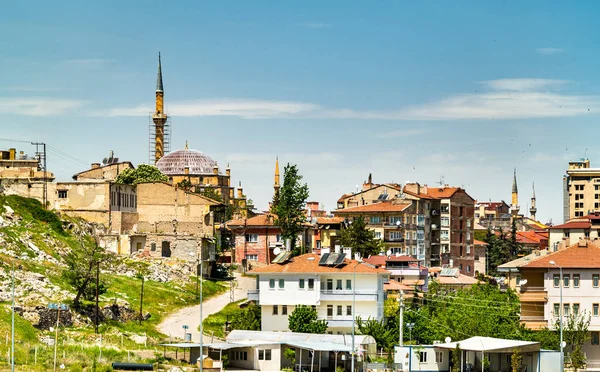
[395,346,449,372]
[227,344,281,371]
[233,227,283,265]
[74,162,133,181]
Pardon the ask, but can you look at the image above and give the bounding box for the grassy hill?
[0,195,226,371]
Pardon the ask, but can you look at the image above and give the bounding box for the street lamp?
[191,250,204,372]
[549,260,564,372]
[351,260,362,372]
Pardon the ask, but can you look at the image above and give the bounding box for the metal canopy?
[433,337,540,353]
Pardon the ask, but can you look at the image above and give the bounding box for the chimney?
[91,163,101,169]
[184,167,190,175]
[226,164,231,177]
[237,187,243,198]
[213,164,219,175]
[9,148,16,160]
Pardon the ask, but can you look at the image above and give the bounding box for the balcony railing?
[320,289,377,295]
[320,289,378,301]
[247,289,259,301]
[520,286,545,293]
[520,316,545,321]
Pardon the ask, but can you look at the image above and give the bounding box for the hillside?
[0,195,226,371]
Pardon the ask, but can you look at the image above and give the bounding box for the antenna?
[437,175,445,186]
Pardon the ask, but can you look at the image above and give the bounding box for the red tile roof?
[516,231,548,245]
[522,241,600,268]
[332,201,412,214]
[316,217,345,224]
[476,201,509,210]
[227,213,278,227]
[384,280,414,292]
[548,221,591,229]
[473,239,487,246]
[401,189,435,200]
[247,253,389,274]
[386,255,420,262]
[424,187,460,199]
[363,255,387,267]
[434,274,479,285]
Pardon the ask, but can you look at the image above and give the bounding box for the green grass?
[202,300,245,339]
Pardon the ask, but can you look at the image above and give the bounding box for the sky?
[2,1,600,224]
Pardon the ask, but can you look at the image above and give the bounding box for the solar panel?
[318,253,330,266]
[280,251,292,263]
[272,252,286,264]
[334,253,346,265]
[326,253,339,265]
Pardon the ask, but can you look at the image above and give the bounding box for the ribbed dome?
[156,148,218,175]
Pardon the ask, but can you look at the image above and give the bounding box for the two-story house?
[247,252,389,334]
[517,241,600,364]
[548,212,600,251]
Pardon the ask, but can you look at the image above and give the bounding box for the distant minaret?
[530,182,537,220]
[511,168,520,216]
[152,52,168,164]
[274,156,280,198]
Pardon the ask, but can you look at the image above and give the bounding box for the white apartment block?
[247,252,389,334]
[518,241,600,368]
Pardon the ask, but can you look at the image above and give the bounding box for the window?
[389,231,402,240]
[279,279,285,289]
[150,242,156,251]
[441,204,449,213]
[585,231,591,238]
[466,244,471,254]
[564,304,570,316]
[370,216,381,224]
[246,254,258,261]
[575,211,584,217]
[336,279,343,290]
[273,305,278,315]
[337,305,342,316]
[276,234,282,242]
[436,351,443,363]
[374,231,382,239]
[405,231,410,240]
[299,279,305,289]
[593,332,600,346]
[564,275,570,288]
[419,351,428,363]
[412,231,417,240]
[554,303,560,317]
[265,350,271,360]
[58,190,68,198]
[553,275,560,287]
[467,219,471,228]
[466,232,471,241]
[594,304,599,317]
[245,234,258,243]
[594,274,599,288]
[466,265,471,273]
[244,351,247,360]
[441,216,450,227]
[574,274,580,288]
[346,280,352,290]
[326,279,333,291]
[269,279,275,289]
[440,230,449,241]
[258,349,271,360]
[327,305,333,317]
[596,185,600,191]
[390,216,402,225]
[282,305,288,315]
[308,278,315,290]
[347,305,352,316]
[573,303,580,316]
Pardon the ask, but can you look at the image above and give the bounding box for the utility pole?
[11,260,15,372]
[139,275,145,325]
[200,252,204,372]
[31,142,47,209]
[95,260,99,334]
[399,290,404,348]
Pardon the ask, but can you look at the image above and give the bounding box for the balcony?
[248,289,259,301]
[320,289,378,302]
[520,316,547,330]
[431,224,439,230]
[318,316,354,328]
[518,286,547,302]
[384,237,404,243]
[440,208,449,214]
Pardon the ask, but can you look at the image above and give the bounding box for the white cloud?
[536,48,565,55]
[373,129,430,138]
[481,78,567,91]
[0,98,85,116]
[108,99,321,119]
[107,78,599,121]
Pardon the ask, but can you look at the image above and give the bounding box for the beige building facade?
[563,158,600,221]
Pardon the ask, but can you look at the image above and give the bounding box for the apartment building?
[247,252,388,334]
[548,213,600,251]
[563,158,600,221]
[474,201,511,227]
[517,240,600,366]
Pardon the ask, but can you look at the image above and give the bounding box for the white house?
[548,213,600,251]
[247,252,389,334]
[518,240,600,367]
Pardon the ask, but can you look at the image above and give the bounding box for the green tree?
[288,305,328,334]
[511,348,522,372]
[556,312,591,371]
[451,344,461,372]
[356,317,396,352]
[177,179,193,191]
[231,304,261,331]
[274,164,309,253]
[340,216,383,257]
[62,239,111,309]
[115,164,168,185]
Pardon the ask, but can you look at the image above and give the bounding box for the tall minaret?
[152,52,168,164]
[511,168,520,216]
[274,156,280,198]
[530,182,537,220]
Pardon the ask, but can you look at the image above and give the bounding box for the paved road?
[158,273,255,343]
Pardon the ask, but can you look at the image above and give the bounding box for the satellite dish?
[102,158,108,165]
[386,250,392,256]
[445,337,451,343]
[273,247,281,256]
[396,220,401,226]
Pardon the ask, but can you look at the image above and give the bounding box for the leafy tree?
[177,179,193,191]
[200,188,223,202]
[274,164,310,253]
[283,348,296,366]
[555,312,590,371]
[451,344,461,372]
[231,304,261,331]
[340,216,383,257]
[288,305,328,334]
[135,261,151,324]
[115,164,168,185]
[62,239,111,309]
[356,317,396,352]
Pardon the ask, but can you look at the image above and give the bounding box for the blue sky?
[2,1,600,223]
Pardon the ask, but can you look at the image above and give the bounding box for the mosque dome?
[156,146,218,175]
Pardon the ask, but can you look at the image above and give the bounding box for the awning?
[160,343,203,348]
[433,337,540,353]
[286,341,351,352]
[203,341,280,350]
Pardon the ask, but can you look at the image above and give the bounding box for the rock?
[22,311,40,326]
[4,205,14,218]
